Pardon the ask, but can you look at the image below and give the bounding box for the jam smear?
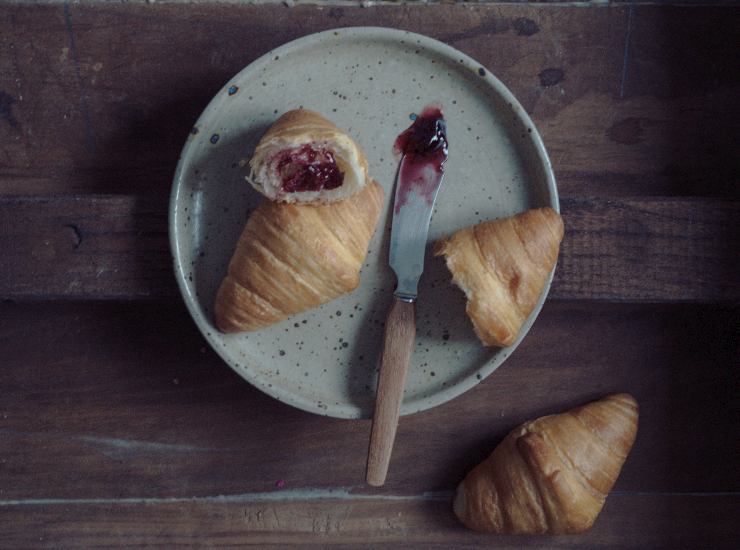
[393,106,448,213]
[276,144,344,193]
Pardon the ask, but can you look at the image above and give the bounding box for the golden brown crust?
[214,180,384,333]
[249,109,370,203]
[254,109,352,146]
[434,207,564,347]
[454,393,639,534]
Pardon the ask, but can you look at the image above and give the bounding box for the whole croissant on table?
[215,180,384,333]
[454,393,639,534]
[435,207,564,347]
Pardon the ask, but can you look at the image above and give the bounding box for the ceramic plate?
[170,27,558,419]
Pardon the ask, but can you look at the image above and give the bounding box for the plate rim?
[169,26,559,419]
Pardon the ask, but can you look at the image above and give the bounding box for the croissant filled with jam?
[215,110,383,333]
[247,109,370,204]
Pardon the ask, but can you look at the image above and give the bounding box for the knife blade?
[366,107,448,486]
[389,153,447,301]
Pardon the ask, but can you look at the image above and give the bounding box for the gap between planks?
[2,489,738,507]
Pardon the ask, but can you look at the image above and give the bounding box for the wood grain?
[553,198,739,302]
[0,494,737,548]
[0,195,171,299]
[1,3,738,546]
[367,297,416,486]
[1,195,736,301]
[1,301,737,500]
[0,4,738,199]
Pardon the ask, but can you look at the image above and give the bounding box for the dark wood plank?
[0,195,171,299]
[554,197,739,301]
[1,301,737,500]
[0,493,737,548]
[0,4,738,198]
[1,195,737,301]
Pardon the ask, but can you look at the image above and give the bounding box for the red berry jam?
[393,106,448,212]
[275,144,344,193]
[394,106,448,164]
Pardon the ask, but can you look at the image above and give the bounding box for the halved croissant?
[248,109,370,204]
[214,180,384,333]
[454,393,639,534]
[434,207,564,347]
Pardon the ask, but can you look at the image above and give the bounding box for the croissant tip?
[214,318,239,334]
[433,237,449,257]
[452,482,467,519]
[277,107,323,121]
[606,392,639,410]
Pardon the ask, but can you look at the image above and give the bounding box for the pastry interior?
[248,109,368,203]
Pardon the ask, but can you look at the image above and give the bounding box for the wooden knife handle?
[366,296,416,487]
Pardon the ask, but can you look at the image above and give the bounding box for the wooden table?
[1,2,738,547]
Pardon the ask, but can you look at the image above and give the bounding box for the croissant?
[248,109,370,204]
[454,393,639,534]
[434,207,564,347]
[214,180,384,333]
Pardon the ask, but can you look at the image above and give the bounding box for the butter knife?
[366,107,448,486]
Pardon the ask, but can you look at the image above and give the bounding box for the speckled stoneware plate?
[170,27,558,419]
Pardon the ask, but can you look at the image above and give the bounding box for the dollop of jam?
[394,106,448,164]
[275,144,344,193]
[393,106,448,213]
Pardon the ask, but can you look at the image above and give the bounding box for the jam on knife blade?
[393,106,448,213]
